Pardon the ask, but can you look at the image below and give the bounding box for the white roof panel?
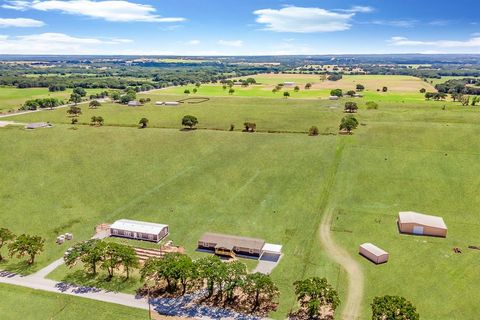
[262,243,282,254]
[360,243,388,257]
[110,219,168,235]
[398,211,447,229]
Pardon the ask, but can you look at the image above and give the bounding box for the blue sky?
[0,0,479,55]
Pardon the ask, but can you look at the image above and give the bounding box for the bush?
[308,126,319,136]
[356,84,365,91]
[182,115,198,129]
[366,101,379,110]
[244,122,256,132]
[330,89,343,97]
[229,124,235,131]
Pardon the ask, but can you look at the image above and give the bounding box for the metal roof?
[110,219,168,235]
[398,211,447,229]
[360,243,388,257]
[199,232,265,251]
[262,243,282,254]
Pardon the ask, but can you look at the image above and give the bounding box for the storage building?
[359,243,389,264]
[109,219,169,242]
[398,211,447,237]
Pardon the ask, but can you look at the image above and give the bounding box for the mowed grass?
[0,87,104,112]
[329,122,480,319]
[0,125,342,318]
[0,283,147,320]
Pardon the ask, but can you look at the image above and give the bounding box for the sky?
[0,0,479,55]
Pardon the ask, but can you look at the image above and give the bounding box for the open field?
[0,283,147,320]
[2,81,480,319]
[427,76,480,86]
[0,87,104,112]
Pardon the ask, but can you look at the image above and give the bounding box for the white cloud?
[187,39,200,45]
[253,6,355,33]
[371,20,417,28]
[0,17,45,27]
[388,36,480,48]
[338,5,374,13]
[0,32,132,54]
[2,0,186,22]
[218,39,243,47]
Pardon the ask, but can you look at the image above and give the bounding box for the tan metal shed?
[359,243,389,264]
[398,211,447,237]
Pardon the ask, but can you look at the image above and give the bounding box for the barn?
[359,243,389,264]
[398,211,447,237]
[109,219,169,242]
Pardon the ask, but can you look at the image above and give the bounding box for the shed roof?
[398,211,447,229]
[25,122,51,129]
[199,232,265,251]
[262,243,282,254]
[110,219,168,235]
[360,243,388,257]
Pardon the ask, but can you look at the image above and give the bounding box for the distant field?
[0,283,146,320]
[159,74,436,100]
[426,76,480,86]
[0,87,104,112]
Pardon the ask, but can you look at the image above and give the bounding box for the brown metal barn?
[359,243,389,264]
[398,211,447,237]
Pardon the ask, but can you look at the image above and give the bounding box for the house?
[398,211,447,237]
[109,219,169,242]
[198,232,282,260]
[128,101,142,107]
[25,122,53,129]
[329,96,340,100]
[283,81,295,87]
[164,101,180,106]
[359,243,389,264]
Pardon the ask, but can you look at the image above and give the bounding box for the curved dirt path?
[320,208,364,320]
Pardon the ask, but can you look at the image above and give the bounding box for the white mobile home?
[109,219,169,242]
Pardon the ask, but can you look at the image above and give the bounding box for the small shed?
[128,101,142,107]
[398,211,447,237]
[353,93,363,98]
[25,122,52,129]
[109,219,169,242]
[261,243,283,262]
[329,96,340,100]
[283,82,295,86]
[359,243,389,264]
[155,101,164,105]
[164,101,180,106]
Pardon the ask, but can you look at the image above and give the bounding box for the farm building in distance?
[128,101,143,107]
[359,243,389,264]
[109,219,169,242]
[164,101,180,106]
[198,232,282,260]
[25,122,53,129]
[283,81,295,86]
[329,96,340,100]
[398,211,447,237]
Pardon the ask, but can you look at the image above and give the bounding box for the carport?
[260,243,283,262]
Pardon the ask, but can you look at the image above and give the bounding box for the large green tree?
[8,234,44,264]
[339,115,359,133]
[0,228,15,261]
[64,239,106,275]
[182,115,198,129]
[371,295,420,320]
[243,272,279,312]
[293,277,340,319]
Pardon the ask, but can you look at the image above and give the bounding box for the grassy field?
[2,78,480,318]
[0,283,147,320]
[426,76,480,86]
[0,86,104,112]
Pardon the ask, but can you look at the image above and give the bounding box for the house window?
[148,234,153,240]
[112,229,118,235]
[249,249,254,254]
[125,231,132,237]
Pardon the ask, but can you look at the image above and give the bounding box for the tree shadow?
[59,270,138,293]
[1,260,35,275]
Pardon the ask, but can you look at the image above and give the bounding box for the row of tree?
[21,97,63,110]
[0,228,45,264]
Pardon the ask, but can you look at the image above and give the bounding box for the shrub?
[308,126,319,136]
[366,101,379,110]
[244,122,256,132]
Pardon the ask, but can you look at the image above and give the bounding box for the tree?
[101,242,124,279]
[244,122,256,132]
[182,115,198,129]
[283,91,290,98]
[71,118,78,126]
[330,89,343,97]
[356,84,365,91]
[461,95,470,106]
[344,101,358,113]
[472,96,480,106]
[69,93,82,105]
[419,88,426,93]
[195,255,226,298]
[371,295,419,320]
[222,85,227,90]
[308,126,319,136]
[111,91,121,101]
[382,86,388,92]
[0,228,15,261]
[346,90,356,96]
[195,82,201,88]
[89,100,101,109]
[305,83,312,90]
[224,260,247,303]
[193,88,198,94]
[339,115,359,134]
[118,244,139,279]
[294,86,300,92]
[139,117,149,128]
[73,87,87,97]
[91,116,104,126]
[67,105,82,117]
[184,89,190,94]
[293,277,340,319]
[64,239,106,275]
[243,272,279,311]
[228,88,235,95]
[8,234,44,265]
